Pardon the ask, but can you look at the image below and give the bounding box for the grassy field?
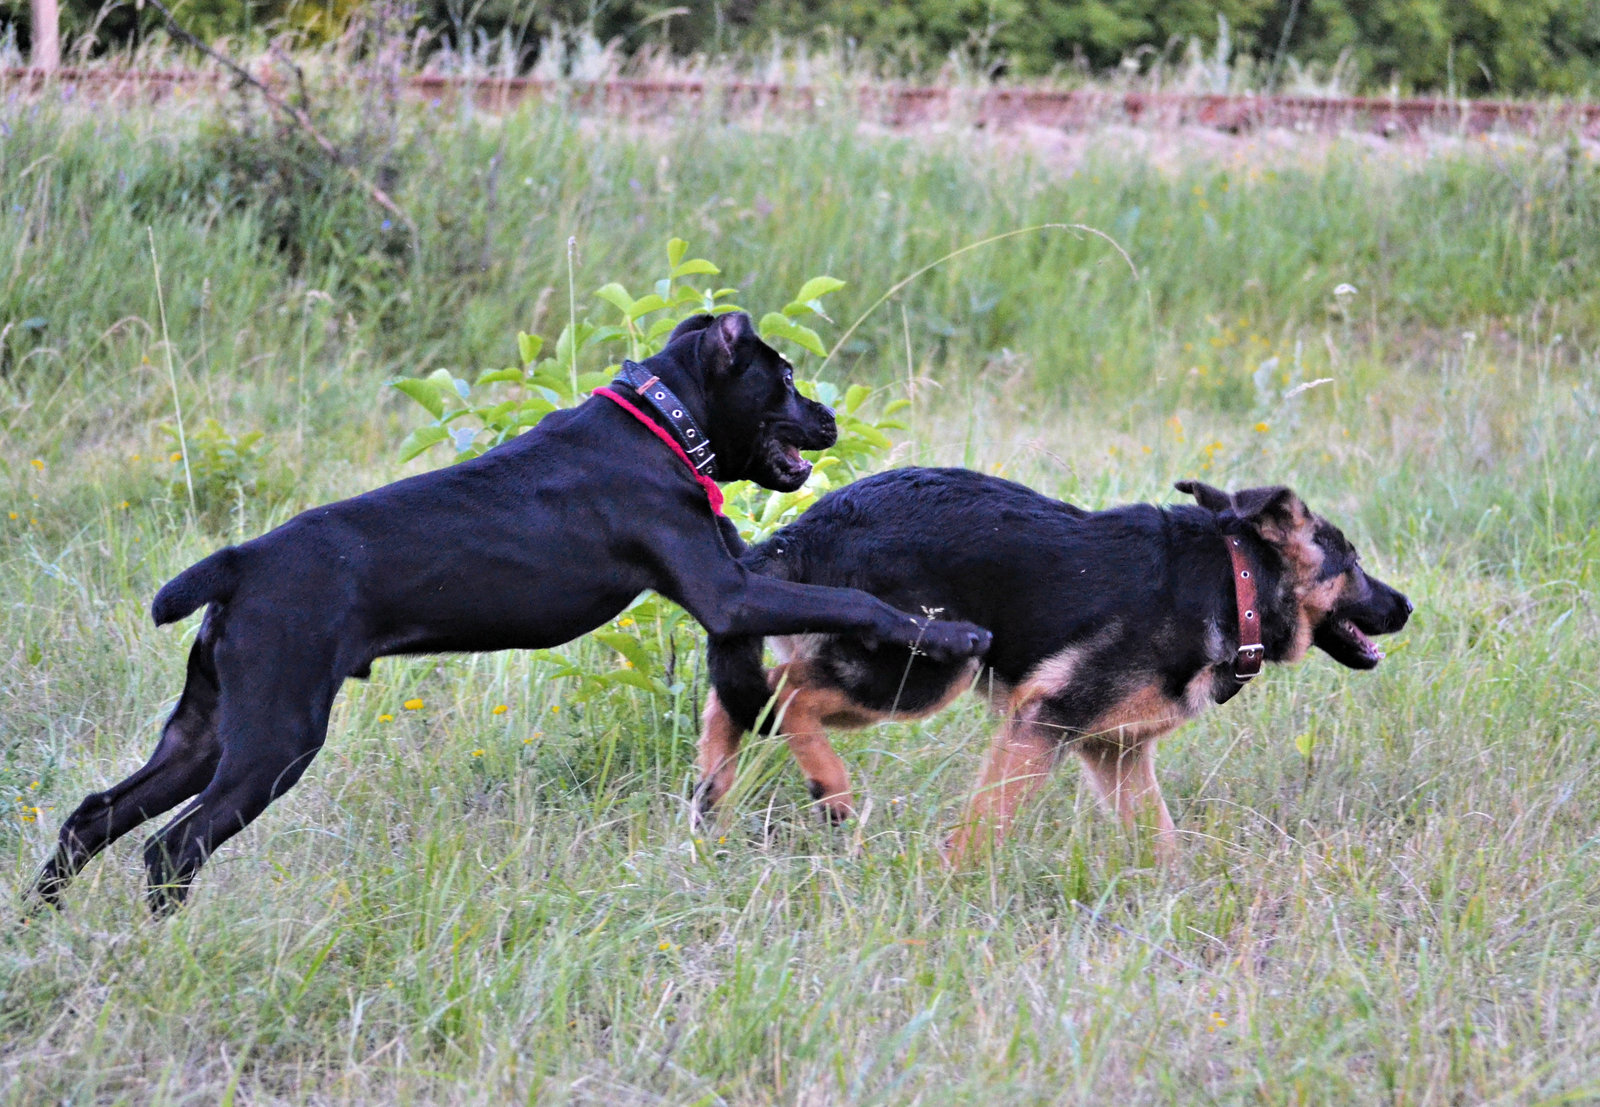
[2,87,1599,1103]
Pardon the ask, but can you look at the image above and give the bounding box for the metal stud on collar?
[615,360,720,479]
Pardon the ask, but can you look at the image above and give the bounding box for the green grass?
[2,89,1599,1103]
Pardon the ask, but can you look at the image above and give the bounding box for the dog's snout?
[1403,595,1414,616]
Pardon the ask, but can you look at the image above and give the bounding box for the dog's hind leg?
[945,704,1061,865]
[140,654,337,915]
[695,666,858,828]
[29,636,224,909]
[692,690,746,829]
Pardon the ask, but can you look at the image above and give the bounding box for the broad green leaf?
[626,294,670,320]
[484,400,520,425]
[794,276,845,304]
[607,669,669,695]
[671,258,720,278]
[667,237,687,268]
[592,630,653,673]
[477,367,525,385]
[843,384,872,413]
[391,377,449,419]
[757,312,790,341]
[517,331,542,364]
[398,424,449,461]
[785,323,827,357]
[849,423,891,449]
[595,283,634,315]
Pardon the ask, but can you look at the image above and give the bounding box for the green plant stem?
[149,227,195,519]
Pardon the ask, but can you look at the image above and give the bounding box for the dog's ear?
[701,311,756,374]
[667,314,717,345]
[1229,485,1306,541]
[1175,479,1234,514]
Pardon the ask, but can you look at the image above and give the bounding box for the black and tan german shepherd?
[694,467,1411,861]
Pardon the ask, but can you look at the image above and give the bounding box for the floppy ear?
[667,313,716,344]
[701,311,756,374]
[1175,479,1233,514]
[1229,485,1305,539]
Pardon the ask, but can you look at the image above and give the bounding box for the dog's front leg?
[945,705,1061,865]
[1076,739,1179,862]
[656,535,990,660]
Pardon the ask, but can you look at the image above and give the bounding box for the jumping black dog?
[694,467,1410,860]
[31,315,990,913]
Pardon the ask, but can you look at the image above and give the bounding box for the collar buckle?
[1233,643,1265,681]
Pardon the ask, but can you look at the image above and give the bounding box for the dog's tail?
[151,548,243,626]
[708,634,781,735]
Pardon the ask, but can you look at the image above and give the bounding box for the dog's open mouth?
[763,438,813,489]
[1329,618,1384,665]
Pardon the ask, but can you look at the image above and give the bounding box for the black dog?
[31,315,989,913]
[694,467,1410,860]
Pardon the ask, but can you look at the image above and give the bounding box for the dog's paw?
[689,778,718,832]
[907,618,992,662]
[805,780,856,825]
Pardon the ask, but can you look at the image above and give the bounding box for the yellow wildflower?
[403,698,423,711]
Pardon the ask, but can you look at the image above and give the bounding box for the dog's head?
[1177,480,1412,669]
[662,312,836,492]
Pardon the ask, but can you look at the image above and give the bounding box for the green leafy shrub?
[391,237,904,540]
[391,237,906,715]
[162,417,274,522]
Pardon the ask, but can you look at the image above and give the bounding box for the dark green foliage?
[3,0,1596,93]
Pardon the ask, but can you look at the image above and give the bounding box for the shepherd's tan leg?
[694,664,859,827]
[692,690,746,829]
[777,688,855,824]
[1076,739,1177,861]
[946,707,1059,865]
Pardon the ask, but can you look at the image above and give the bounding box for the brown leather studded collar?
[1225,535,1265,681]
